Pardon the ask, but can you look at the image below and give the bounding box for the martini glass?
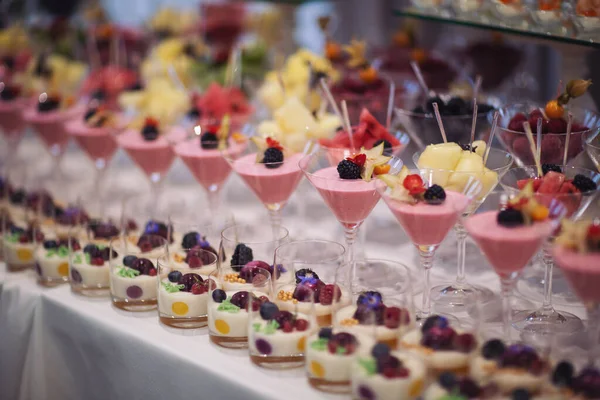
[299,148,404,273]
[0,81,30,169]
[500,166,600,333]
[378,167,481,321]
[584,130,600,172]
[223,134,305,237]
[553,227,600,365]
[174,119,247,217]
[413,148,515,310]
[464,192,567,341]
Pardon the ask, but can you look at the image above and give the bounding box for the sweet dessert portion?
[257,49,338,113]
[553,220,600,305]
[275,268,350,327]
[187,83,252,129]
[256,96,341,153]
[351,343,427,400]
[65,106,119,164]
[110,253,161,310]
[308,144,391,226]
[379,167,471,246]
[548,361,600,399]
[498,79,595,165]
[117,117,187,179]
[174,117,247,193]
[225,243,292,285]
[306,328,375,391]
[231,137,304,207]
[334,290,412,349]
[470,340,547,394]
[249,299,317,367]
[417,141,499,201]
[171,234,219,276]
[3,224,42,271]
[71,235,120,294]
[400,315,478,374]
[35,237,80,286]
[49,205,90,238]
[81,66,138,110]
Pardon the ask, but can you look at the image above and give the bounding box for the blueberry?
[318,327,333,339]
[259,302,279,320]
[421,315,449,333]
[481,339,506,360]
[212,289,226,303]
[43,240,58,249]
[181,231,200,249]
[552,361,574,387]
[438,372,457,390]
[371,343,391,359]
[83,244,99,254]
[123,255,137,267]
[168,271,182,283]
[512,389,530,400]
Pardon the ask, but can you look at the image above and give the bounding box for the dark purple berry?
[357,291,383,308]
[255,339,272,355]
[482,339,505,360]
[295,268,319,284]
[259,302,279,320]
[231,244,253,270]
[168,271,182,283]
[230,291,250,309]
[71,268,82,283]
[371,343,391,359]
[123,255,137,267]
[459,378,481,398]
[179,273,203,292]
[438,372,457,390]
[318,327,333,339]
[421,315,449,333]
[131,258,155,275]
[212,289,226,303]
[272,311,294,328]
[552,361,574,387]
[126,285,143,298]
[358,385,375,400]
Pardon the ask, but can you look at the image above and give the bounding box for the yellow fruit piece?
[172,302,189,316]
[57,263,69,277]
[545,100,564,119]
[310,361,325,378]
[473,140,486,158]
[215,319,230,335]
[297,337,306,352]
[531,205,550,221]
[417,143,463,186]
[16,248,33,262]
[409,379,424,397]
[374,164,391,175]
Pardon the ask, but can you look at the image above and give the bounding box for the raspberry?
[318,284,341,305]
[572,174,597,193]
[497,208,525,227]
[281,321,294,333]
[547,118,567,133]
[383,307,403,329]
[200,132,218,149]
[262,148,284,169]
[337,160,361,180]
[424,184,446,205]
[294,319,309,331]
[91,257,105,266]
[191,282,206,295]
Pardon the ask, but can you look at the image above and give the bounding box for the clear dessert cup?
[333,260,415,350]
[109,234,168,312]
[584,130,600,172]
[463,192,567,341]
[3,219,40,272]
[394,92,500,150]
[500,165,599,334]
[222,134,305,237]
[157,250,218,329]
[69,218,123,297]
[174,118,248,217]
[299,147,404,269]
[169,218,233,266]
[273,239,347,327]
[248,285,319,369]
[207,268,273,349]
[377,167,481,321]
[495,104,600,167]
[413,148,514,311]
[34,226,77,287]
[218,224,290,284]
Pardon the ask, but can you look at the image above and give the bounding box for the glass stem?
[587,303,600,367]
[500,274,517,342]
[344,225,358,294]
[93,159,107,196]
[149,172,164,206]
[207,185,221,216]
[540,241,555,314]
[268,208,282,241]
[418,246,435,320]
[455,222,468,287]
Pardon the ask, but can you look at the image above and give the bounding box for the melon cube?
[538,171,565,194]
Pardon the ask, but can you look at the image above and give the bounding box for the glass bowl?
[584,130,600,171]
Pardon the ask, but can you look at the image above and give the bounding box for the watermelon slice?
[517,178,542,191]
[538,171,565,194]
[359,108,401,146]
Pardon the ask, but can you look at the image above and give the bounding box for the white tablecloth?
[0,133,594,400]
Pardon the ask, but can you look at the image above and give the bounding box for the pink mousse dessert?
[231,137,303,206]
[65,107,119,163]
[0,84,31,138]
[117,117,187,178]
[22,94,84,151]
[553,220,600,305]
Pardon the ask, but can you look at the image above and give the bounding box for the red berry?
[383,367,398,378]
[383,307,402,329]
[71,242,81,251]
[508,119,526,132]
[91,257,105,266]
[295,319,309,331]
[205,279,217,291]
[18,235,29,243]
[588,224,600,237]
[251,298,261,312]
[396,367,410,378]
[529,109,544,119]
[259,295,269,303]
[318,284,341,305]
[347,153,366,167]
[453,333,476,353]
[148,267,157,276]
[511,112,528,123]
[547,118,567,133]
[403,174,426,195]
[282,321,293,333]
[528,116,549,133]
[540,135,562,164]
[140,242,152,252]
[187,255,202,268]
[191,282,205,295]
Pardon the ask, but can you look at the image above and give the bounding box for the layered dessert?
[110,255,159,311]
[275,268,350,327]
[470,340,547,394]
[49,206,90,238]
[65,106,119,164]
[232,137,304,207]
[351,343,427,400]
[3,225,42,271]
[575,0,600,32]
[548,361,600,399]
[117,117,187,179]
[334,290,412,348]
[249,300,317,367]
[306,328,375,391]
[423,372,499,399]
[309,144,391,227]
[400,315,478,374]
[35,237,81,286]
[225,243,292,284]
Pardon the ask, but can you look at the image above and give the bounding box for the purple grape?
[358,385,375,400]
[239,261,270,282]
[131,258,155,275]
[71,268,82,283]
[255,339,272,355]
[34,263,42,276]
[179,273,203,292]
[272,311,294,327]
[126,285,143,299]
[230,291,250,309]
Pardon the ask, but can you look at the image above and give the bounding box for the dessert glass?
[157,250,218,329]
[34,227,75,287]
[3,220,40,272]
[207,268,272,349]
[584,130,600,171]
[109,234,168,312]
[500,165,599,333]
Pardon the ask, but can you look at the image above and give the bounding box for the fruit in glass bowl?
[495,103,600,166]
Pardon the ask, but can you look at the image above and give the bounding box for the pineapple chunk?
[473,140,486,158]
[417,142,463,186]
[317,114,343,136]
[274,97,319,134]
[257,121,282,137]
[479,168,498,199]
[446,151,485,192]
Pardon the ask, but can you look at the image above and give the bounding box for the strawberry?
[403,174,426,195]
[266,137,283,151]
[588,224,600,238]
[347,153,366,167]
[144,117,159,127]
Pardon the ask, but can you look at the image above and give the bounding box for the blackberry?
[141,125,159,141]
[0,86,19,101]
[446,97,467,115]
[552,361,574,387]
[200,132,218,149]
[373,139,393,156]
[481,339,506,360]
[84,108,97,121]
[572,174,597,193]
[497,208,524,228]
[542,164,562,175]
[262,148,284,169]
[512,389,531,400]
[37,97,60,113]
[337,160,361,180]
[424,184,446,205]
[231,243,253,271]
[181,231,201,249]
[295,268,320,284]
[459,143,478,152]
